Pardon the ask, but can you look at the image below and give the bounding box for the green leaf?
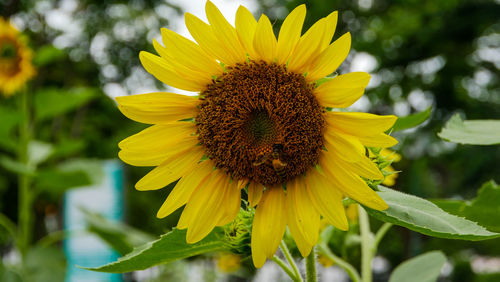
[315,75,335,87]
[438,114,500,145]
[0,264,22,282]
[33,45,65,66]
[28,140,53,167]
[431,199,464,216]
[25,246,66,282]
[57,158,104,184]
[34,87,98,122]
[83,210,155,255]
[461,181,500,232]
[35,159,105,195]
[0,105,22,135]
[364,186,500,240]
[434,181,500,232]
[389,251,446,282]
[0,105,22,150]
[49,139,85,160]
[391,107,432,132]
[35,169,91,194]
[0,155,35,175]
[85,228,227,273]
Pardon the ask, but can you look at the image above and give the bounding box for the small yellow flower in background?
[217,253,241,273]
[318,254,335,268]
[345,203,359,223]
[380,149,401,186]
[116,1,397,268]
[0,18,35,96]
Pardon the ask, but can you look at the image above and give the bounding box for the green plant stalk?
[18,89,33,259]
[373,223,392,250]
[37,230,67,248]
[280,240,303,282]
[359,205,373,282]
[0,213,17,242]
[272,256,300,282]
[305,247,317,282]
[317,243,361,282]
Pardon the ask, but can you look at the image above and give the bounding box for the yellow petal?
[160,28,222,76]
[320,156,388,210]
[289,177,320,245]
[183,170,229,243]
[248,182,263,207]
[205,1,247,65]
[116,92,198,124]
[156,160,215,218]
[237,179,248,189]
[185,13,235,65]
[287,17,327,73]
[358,133,399,148]
[286,211,311,258]
[325,112,398,137]
[178,169,225,229]
[119,136,198,167]
[322,149,383,180]
[315,72,370,108]
[253,14,277,63]
[235,5,258,58]
[152,38,171,60]
[276,4,306,65]
[217,180,242,226]
[118,122,196,150]
[251,187,287,268]
[135,146,204,191]
[305,169,348,230]
[382,164,398,186]
[319,11,339,51]
[307,33,351,81]
[380,149,401,162]
[152,39,212,84]
[287,10,337,73]
[324,131,366,162]
[286,177,319,257]
[139,51,208,91]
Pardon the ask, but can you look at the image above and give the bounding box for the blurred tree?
[0,0,185,241]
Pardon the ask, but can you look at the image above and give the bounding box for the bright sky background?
[167,0,259,40]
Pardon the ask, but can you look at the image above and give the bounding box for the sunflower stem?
[305,246,317,282]
[359,205,374,282]
[0,213,17,243]
[280,240,303,282]
[18,89,33,260]
[37,230,68,248]
[317,243,361,282]
[272,256,300,282]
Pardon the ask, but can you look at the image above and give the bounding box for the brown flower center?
[0,38,21,76]
[196,61,324,186]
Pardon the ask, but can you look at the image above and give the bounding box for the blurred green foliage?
[1,0,499,281]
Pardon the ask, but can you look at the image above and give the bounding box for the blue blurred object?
[63,160,124,282]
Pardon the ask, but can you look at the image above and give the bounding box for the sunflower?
[0,18,35,96]
[117,1,397,267]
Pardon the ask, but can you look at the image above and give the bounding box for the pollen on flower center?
[196,61,325,185]
[245,110,276,145]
